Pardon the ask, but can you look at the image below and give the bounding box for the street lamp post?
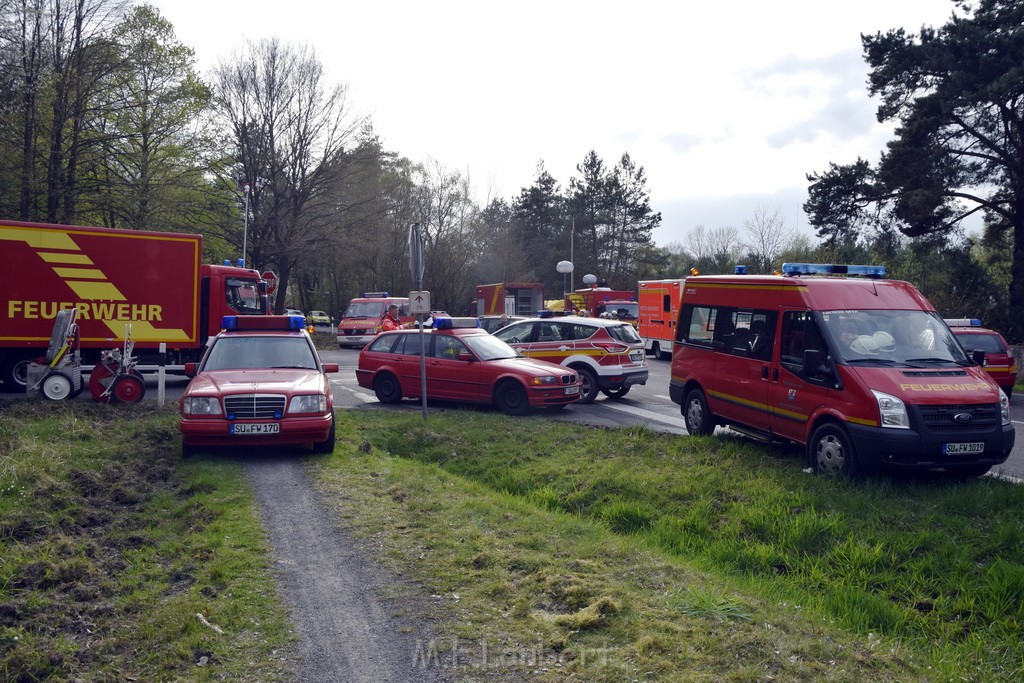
[556,260,574,301]
[242,184,250,267]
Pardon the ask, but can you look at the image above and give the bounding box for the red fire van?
[669,263,1014,476]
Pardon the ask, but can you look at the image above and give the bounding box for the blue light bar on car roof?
[943,318,983,327]
[781,263,886,278]
[361,291,388,297]
[434,316,478,330]
[221,315,306,331]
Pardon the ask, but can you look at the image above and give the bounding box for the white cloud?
[150,0,960,247]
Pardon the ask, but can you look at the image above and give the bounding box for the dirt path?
[247,456,447,682]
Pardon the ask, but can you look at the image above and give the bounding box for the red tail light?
[594,342,629,354]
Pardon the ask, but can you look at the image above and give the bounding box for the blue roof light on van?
[944,318,984,327]
[734,265,747,275]
[781,263,886,278]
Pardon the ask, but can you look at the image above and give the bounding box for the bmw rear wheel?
[373,373,403,404]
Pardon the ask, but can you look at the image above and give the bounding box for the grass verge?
[313,408,1024,682]
[0,400,293,681]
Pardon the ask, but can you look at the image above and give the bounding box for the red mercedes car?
[356,317,582,414]
[179,315,339,456]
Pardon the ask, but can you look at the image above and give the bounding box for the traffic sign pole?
[409,224,428,419]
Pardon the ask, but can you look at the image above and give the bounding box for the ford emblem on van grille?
[920,403,998,433]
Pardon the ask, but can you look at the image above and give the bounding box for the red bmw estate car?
[356,317,582,414]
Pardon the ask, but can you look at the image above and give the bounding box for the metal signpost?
[409,223,428,419]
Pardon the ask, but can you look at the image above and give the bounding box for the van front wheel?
[682,389,715,436]
[809,423,859,476]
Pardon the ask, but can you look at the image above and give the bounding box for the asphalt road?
[3,348,1022,480]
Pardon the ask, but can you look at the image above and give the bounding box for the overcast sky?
[150,0,960,248]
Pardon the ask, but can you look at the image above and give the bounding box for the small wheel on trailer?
[40,371,74,400]
[682,388,715,435]
[111,374,146,403]
[89,363,116,403]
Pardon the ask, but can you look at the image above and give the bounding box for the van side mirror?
[802,349,832,378]
[802,349,821,373]
[971,349,986,366]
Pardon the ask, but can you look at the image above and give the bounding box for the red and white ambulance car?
[638,278,684,359]
[669,263,1014,476]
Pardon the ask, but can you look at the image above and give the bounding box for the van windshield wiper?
[845,357,899,365]
[903,357,954,364]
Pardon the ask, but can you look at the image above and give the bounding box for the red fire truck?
[475,282,545,317]
[336,292,413,348]
[0,219,269,390]
[567,286,638,325]
[638,278,684,359]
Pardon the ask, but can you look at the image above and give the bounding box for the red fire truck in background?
[567,286,638,325]
[475,282,545,317]
[336,292,413,348]
[0,219,269,390]
[638,279,684,360]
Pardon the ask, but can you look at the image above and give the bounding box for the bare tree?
[213,38,367,311]
[684,224,740,274]
[414,159,479,313]
[742,204,795,273]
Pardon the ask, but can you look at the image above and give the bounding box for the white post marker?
[158,342,166,406]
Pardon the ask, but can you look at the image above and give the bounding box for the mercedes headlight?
[289,394,327,414]
[183,396,222,416]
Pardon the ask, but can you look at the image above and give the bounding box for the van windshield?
[821,310,970,366]
[344,302,384,319]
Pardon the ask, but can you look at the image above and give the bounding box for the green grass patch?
[0,400,293,681]
[314,409,1024,681]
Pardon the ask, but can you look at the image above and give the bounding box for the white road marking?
[331,380,375,403]
[601,401,686,430]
